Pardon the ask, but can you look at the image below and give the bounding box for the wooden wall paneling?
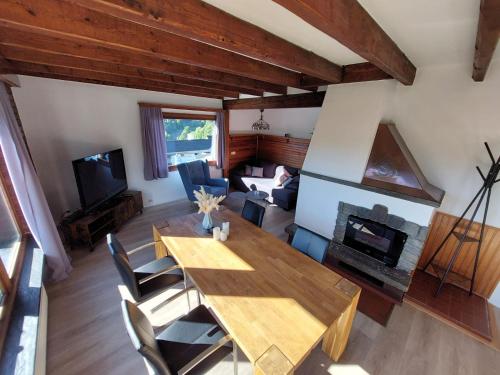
[418,211,500,298]
[257,135,310,169]
[227,134,258,171]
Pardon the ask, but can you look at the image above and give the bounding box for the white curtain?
[0,83,72,281]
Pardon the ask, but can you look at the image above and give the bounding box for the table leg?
[321,287,360,361]
[153,226,168,258]
[255,345,294,375]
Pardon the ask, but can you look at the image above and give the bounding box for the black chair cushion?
[241,199,265,228]
[135,257,184,300]
[121,300,171,375]
[156,305,232,375]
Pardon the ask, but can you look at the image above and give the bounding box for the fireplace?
[343,215,408,268]
[330,203,429,292]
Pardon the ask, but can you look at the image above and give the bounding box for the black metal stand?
[423,142,499,297]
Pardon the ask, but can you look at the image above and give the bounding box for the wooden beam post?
[273,0,416,85]
[472,0,500,81]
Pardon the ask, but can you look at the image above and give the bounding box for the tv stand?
[61,190,143,251]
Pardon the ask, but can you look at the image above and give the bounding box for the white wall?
[297,61,500,230]
[295,80,438,238]
[302,80,396,181]
[12,76,222,219]
[296,175,435,239]
[388,62,500,225]
[229,107,320,138]
[490,285,500,308]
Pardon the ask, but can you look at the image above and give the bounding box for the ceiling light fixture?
[252,109,270,131]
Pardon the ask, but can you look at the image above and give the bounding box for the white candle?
[222,222,230,235]
[213,227,221,240]
[220,231,228,241]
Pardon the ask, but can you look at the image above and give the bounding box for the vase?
[202,211,214,230]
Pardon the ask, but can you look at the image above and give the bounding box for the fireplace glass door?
[343,215,407,267]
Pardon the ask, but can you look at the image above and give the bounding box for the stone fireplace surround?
[330,202,429,292]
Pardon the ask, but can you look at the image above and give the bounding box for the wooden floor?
[46,197,500,375]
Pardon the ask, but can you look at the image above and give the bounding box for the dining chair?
[122,299,238,375]
[241,199,265,228]
[107,233,197,311]
[291,227,330,264]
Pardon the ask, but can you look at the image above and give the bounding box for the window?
[163,113,217,167]
[0,171,20,304]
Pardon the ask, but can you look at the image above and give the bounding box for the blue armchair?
[177,160,228,202]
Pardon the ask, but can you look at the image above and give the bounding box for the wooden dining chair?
[107,233,196,311]
[121,299,238,375]
[291,227,330,264]
[241,199,265,228]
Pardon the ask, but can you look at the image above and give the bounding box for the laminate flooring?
[46,197,500,375]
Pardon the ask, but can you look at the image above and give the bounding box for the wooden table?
[153,209,360,374]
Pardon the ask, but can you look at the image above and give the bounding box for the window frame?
[162,112,218,171]
[0,144,29,356]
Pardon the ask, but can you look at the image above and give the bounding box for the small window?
[0,179,20,302]
[163,114,216,166]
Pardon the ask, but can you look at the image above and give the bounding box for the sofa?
[177,160,229,202]
[229,160,300,210]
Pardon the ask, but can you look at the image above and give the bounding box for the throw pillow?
[284,166,299,176]
[251,166,264,177]
[274,166,291,186]
[282,176,294,188]
[244,165,252,176]
[260,161,277,178]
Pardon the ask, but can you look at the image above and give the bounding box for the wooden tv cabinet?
[62,190,143,251]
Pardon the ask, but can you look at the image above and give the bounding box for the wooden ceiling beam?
[300,63,392,88]
[342,63,393,83]
[0,0,302,87]
[472,0,500,81]
[163,113,217,121]
[139,102,221,112]
[0,61,231,99]
[1,69,224,99]
[0,44,246,97]
[223,92,326,110]
[272,0,416,85]
[0,28,284,95]
[72,0,342,83]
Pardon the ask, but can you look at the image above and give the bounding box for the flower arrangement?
[193,187,225,213]
[193,187,225,230]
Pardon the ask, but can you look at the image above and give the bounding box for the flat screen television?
[72,148,128,212]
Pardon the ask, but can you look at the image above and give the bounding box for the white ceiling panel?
[204,0,495,69]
